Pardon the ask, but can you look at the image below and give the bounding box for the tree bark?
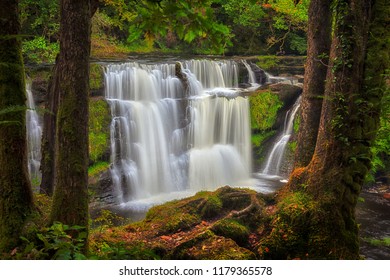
[40,0,99,196]
[264,0,389,259]
[40,63,59,196]
[50,0,91,236]
[0,0,34,252]
[294,0,331,167]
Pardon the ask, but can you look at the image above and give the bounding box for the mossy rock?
[198,195,223,219]
[211,218,250,246]
[145,200,202,235]
[162,213,201,235]
[217,186,254,211]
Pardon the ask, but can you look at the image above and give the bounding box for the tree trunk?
[40,63,59,196]
[0,0,34,252]
[40,0,99,196]
[50,0,91,236]
[294,0,331,167]
[263,0,389,259]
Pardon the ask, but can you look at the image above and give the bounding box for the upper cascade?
[105,59,254,204]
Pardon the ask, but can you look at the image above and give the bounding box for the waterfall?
[26,83,42,189]
[105,60,252,204]
[241,60,256,85]
[262,96,301,176]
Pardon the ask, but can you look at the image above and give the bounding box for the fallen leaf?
[160,235,172,241]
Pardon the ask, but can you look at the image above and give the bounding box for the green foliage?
[250,90,283,131]
[288,141,297,153]
[269,0,309,23]
[90,240,160,260]
[367,70,390,181]
[20,0,59,39]
[293,113,300,134]
[19,0,60,63]
[89,99,111,163]
[91,209,130,235]
[90,64,104,91]
[221,0,265,28]
[256,56,281,71]
[19,222,87,260]
[288,33,307,55]
[251,131,276,148]
[22,36,59,64]
[88,161,110,178]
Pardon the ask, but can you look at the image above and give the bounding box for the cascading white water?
[105,60,252,204]
[26,83,42,189]
[262,96,301,176]
[241,60,256,85]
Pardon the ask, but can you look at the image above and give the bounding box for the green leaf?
[184,30,196,43]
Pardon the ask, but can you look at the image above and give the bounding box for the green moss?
[288,141,297,153]
[250,90,282,131]
[211,218,250,246]
[144,199,202,235]
[88,161,109,178]
[199,195,223,219]
[89,64,104,91]
[89,99,110,163]
[364,237,390,247]
[251,131,276,148]
[259,191,318,259]
[163,213,201,234]
[217,186,255,211]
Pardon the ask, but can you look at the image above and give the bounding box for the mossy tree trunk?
[0,0,34,252]
[264,0,389,259]
[40,0,99,196]
[50,0,92,238]
[294,0,331,168]
[40,63,59,196]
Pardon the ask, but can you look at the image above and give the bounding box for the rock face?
[90,186,275,260]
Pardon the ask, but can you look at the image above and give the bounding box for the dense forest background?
[20,0,309,63]
[0,0,389,260]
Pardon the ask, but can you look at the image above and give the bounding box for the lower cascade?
[262,96,301,177]
[105,60,255,204]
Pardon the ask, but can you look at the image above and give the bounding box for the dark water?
[357,190,390,259]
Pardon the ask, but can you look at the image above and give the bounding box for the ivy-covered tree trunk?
[0,0,34,252]
[50,0,91,236]
[294,0,331,167]
[263,0,389,259]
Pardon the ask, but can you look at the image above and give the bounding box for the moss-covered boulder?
[90,186,275,260]
[210,218,250,246]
